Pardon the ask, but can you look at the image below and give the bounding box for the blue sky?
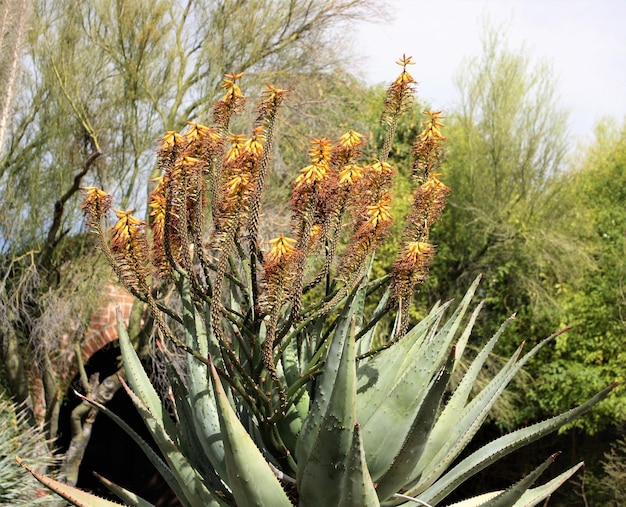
[354,0,626,146]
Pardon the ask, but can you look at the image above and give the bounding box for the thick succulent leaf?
[363,299,485,484]
[418,383,616,504]
[478,452,559,507]
[17,457,124,507]
[297,290,377,506]
[119,379,223,507]
[357,276,480,431]
[167,366,231,498]
[278,336,310,456]
[510,461,584,506]
[74,392,190,504]
[358,282,480,485]
[410,343,524,492]
[438,492,500,507]
[413,331,561,493]
[356,303,448,426]
[451,300,484,375]
[296,290,357,466]
[117,316,178,441]
[441,313,510,425]
[208,359,293,507]
[94,473,156,506]
[408,460,584,507]
[179,277,227,479]
[361,320,449,482]
[414,317,514,487]
[337,424,380,507]
[429,275,481,354]
[374,350,455,502]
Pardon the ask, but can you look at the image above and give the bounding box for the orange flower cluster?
[110,209,144,251]
[392,111,450,307]
[110,209,150,293]
[211,128,265,238]
[293,138,332,190]
[82,62,450,338]
[81,187,150,292]
[382,54,417,125]
[81,187,112,226]
[288,132,369,255]
[221,72,244,103]
[150,126,218,276]
[260,130,370,312]
[260,234,303,316]
[214,72,247,126]
[420,110,446,141]
[335,155,397,279]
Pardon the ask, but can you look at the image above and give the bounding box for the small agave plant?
[20,57,614,506]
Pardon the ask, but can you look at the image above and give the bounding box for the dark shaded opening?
[58,342,180,506]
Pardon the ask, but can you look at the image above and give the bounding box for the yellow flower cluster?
[244,126,266,157]
[160,131,186,151]
[337,130,366,149]
[265,234,297,263]
[81,186,112,224]
[221,71,244,103]
[364,194,393,230]
[401,241,433,266]
[294,138,333,188]
[419,111,446,141]
[111,209,144,251]
[393,54,416,85]
[225,134,247,162]
[338,164,363,186]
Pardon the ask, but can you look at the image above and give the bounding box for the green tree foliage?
[598,436,626,505]
[426,27,590,348]
[528,120,626,433]
[2,0,382,252]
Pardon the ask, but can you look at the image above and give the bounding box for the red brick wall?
[79,284,135,362]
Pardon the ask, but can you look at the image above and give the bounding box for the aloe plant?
[20,58,614,506]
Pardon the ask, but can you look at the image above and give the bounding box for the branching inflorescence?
[81,56,448,445]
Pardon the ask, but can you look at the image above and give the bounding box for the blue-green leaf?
[297,289,377,506]
[209,359,293,507]
[95,473,156,507]
[418,383,616,504]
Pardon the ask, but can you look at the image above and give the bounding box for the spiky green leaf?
[179,276,227,479]
[118,379,223,507]
[418,383,616,504]
[208,359,293,507]
[297,290,377,506]
[375,349,454,501]
[17,457,124,507]
[95,473,156,507]
[74,392,190,504]
[478,452,560,507]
